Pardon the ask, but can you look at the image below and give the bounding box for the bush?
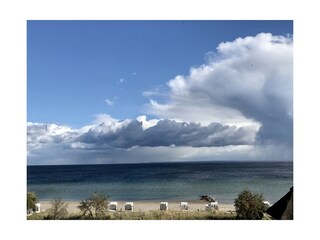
[46,199,69,219]
[27,212,46,220]
[27,192,38,211]
[234,189,265,220]
[78,192,109,219]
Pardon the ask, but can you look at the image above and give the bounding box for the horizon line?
[27,159,293,167]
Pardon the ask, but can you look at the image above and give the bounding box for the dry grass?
[27,210,236,220]
[107,210,236,220]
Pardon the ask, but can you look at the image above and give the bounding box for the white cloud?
[105,96,118,106]
[105,99,114,106]
[146,33,293,146]
[27,122,78,154]
[136,115,159,130]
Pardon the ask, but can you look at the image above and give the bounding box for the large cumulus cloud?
[147,33,293,146]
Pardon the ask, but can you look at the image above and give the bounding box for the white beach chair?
[180,202,188,210]
[210,201,218,210]
[160,202,168,211]
[109,201,118,211]
[27,209,33,216]
[263,201,271,211]
[205,204,211,211]
[125,202,134,211]
[35,203,41,213]
[205,202,218,211]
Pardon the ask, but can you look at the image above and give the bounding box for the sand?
[39,200,235,214]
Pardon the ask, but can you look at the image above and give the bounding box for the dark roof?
[266,187,293,220]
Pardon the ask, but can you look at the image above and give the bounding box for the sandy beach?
[39,200,235,214]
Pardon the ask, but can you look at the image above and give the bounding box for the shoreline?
[39,200,235,214]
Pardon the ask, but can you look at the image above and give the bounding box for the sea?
[27,161,293,204]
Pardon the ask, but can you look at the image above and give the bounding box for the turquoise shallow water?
[27,161,293,204]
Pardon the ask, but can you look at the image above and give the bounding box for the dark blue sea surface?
[27,161,293,204]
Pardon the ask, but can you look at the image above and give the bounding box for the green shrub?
[27,192,38,211]
[234,189,265,220]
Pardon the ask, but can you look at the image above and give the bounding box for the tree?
[78,192,109,219]
[78,199,94,219]
[47,199,69,219]
[234,189,265,220]
[90,192,109,218]
[27,192,38,211]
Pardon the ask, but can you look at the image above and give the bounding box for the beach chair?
[35,203,41,213]
[180,202,188,210]
[109,201,118,211]
[27,209,33,216]
[205,202,218,211]
[205,204,211,211]
[263,201,271,211]
[211,201,218,210]
[125,202,134,211]
[160,202,168,211]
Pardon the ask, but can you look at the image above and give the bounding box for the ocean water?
[27,161,293,204]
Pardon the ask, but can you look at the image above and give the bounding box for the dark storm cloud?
[77,119,257,149]
[27,117,258,165]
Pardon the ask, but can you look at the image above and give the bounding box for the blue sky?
[28,20,292,127]
[27,20,293,165]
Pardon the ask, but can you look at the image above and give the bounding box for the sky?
[27,20,293,165]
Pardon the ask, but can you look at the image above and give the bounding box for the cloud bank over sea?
[28,33,293,165]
